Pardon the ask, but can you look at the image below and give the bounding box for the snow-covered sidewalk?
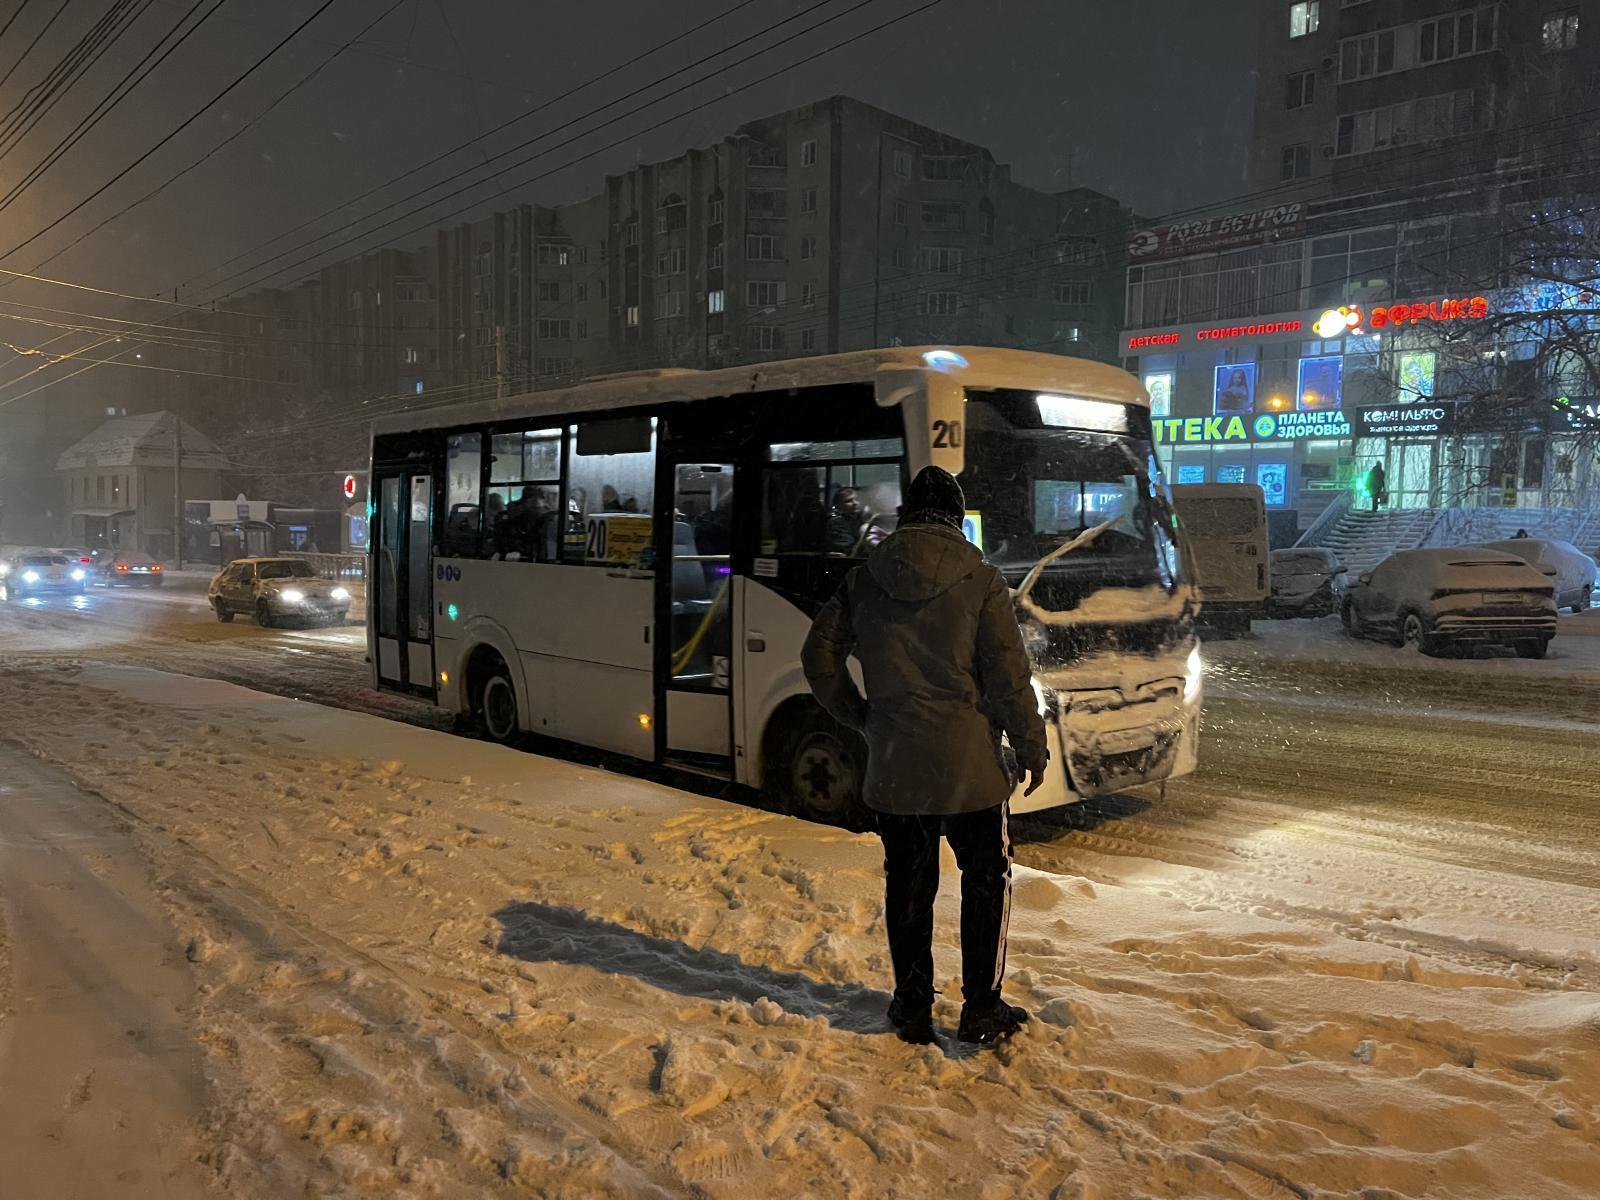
[0,662,1595,1198]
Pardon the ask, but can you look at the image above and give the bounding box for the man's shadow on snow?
[490,901,892,1033]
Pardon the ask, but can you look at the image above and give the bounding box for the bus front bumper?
[1010,680,1201,815]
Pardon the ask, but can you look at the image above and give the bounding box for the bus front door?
[659,460,736,770]
[372,470,435,695]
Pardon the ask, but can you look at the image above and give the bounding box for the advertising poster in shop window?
[1214,363,1256,415]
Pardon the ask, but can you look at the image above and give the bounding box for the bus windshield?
[960,390,1171,592]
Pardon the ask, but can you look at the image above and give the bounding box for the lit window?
[625,305,639,327]
[1543,11,1579,52]
[707,289,725,314]
[1289,1,1319,38]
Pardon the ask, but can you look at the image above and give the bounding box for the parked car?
[1341,547,1558,658]
[1268,547,1347,618]
[2,552,87,598]
[208,557,351,627]
[1477,538,1596,613]
[91,549,164,587]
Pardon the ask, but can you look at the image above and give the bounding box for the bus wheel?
[473,657,519,744]
[772,707,866,827]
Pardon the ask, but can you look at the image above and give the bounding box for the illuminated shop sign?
[1353,404,1456,438]
[1153,410,1352,445]
[1127,320,1302,352]
[1126,203,1304,261]
[1318,297,1489,337]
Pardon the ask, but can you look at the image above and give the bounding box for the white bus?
[367,346,1202,818]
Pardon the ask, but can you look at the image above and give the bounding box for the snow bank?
[0,661,1595,1198]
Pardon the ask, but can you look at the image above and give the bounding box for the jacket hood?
[867,523,981,602]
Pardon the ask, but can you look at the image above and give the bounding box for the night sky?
[0,0,1258,305]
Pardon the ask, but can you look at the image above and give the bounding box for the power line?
[0,0,346,261]
[0,0,38,54]
[193,0,888,299]
[180,0,771,291]
[0,0,68,97]
[0,0,227,221]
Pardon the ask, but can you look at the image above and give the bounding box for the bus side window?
[441,432,484,558]
[487,428,562,562]
[564,416,656,568]
[761,439,904,557]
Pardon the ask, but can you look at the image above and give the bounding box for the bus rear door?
[657,456,739,773]
[372,469,436,695]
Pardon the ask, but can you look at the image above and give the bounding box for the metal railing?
[1293,488,1352,549]
[284,552,365,579]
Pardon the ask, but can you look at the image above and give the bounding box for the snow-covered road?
[0,596,1596,1196]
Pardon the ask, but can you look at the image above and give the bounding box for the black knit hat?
[903,465,965,530]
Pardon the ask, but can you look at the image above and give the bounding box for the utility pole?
[495,324,506,399]
[172,407,184,570]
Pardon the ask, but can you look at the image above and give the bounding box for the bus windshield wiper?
[1013,517,1115,604]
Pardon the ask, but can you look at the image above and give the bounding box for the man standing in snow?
[802,465,1049,1046]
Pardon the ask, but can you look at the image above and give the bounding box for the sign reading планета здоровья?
[1153,410,1351,445]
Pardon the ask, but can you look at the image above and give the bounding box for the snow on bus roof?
[372,346,1145,436]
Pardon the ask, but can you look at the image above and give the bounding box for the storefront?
[1122,291,1509,524]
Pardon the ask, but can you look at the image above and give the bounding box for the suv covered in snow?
[1341,548,1557,658]
[1476,538,1595,614]
[1267,546,1346,618]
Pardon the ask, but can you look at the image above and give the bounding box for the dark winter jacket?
[801,522,1048,816]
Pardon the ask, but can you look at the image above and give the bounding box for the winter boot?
[957,999,1030,1045]
[886,996,936,1045]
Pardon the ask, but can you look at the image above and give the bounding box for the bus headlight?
[330,587,350,601]
[280,589,305,604]
[1183,646,1203,703]
[22,570,39,584]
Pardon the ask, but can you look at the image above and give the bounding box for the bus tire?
[468,649,519,744]
[766,703,868,828]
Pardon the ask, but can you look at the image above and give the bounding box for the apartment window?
[921,201,965,232]
[800,328,817,351]
[746,234,781,260]
[979,205,995,240]
[1339,29,1395,81]
[536,318,572,338]
[919,246,963,273]
[708,242,724,269]
[575,318,588,338]
[747,325,783,352]
[1053,281,1092,306]
[924,291,960,315]
[892,149,912,178]
[1289,2,1319,38]
[707,289,725,314]
[892,200,908,227]
[575,282,588,303]
[799,187,818,214]
[747,188,787,218]
[799,235,817,260]
[573,246,588,265]
[402,346,420,364]
[656,247,686,276]
[747,280,787,306]
[626,305,640,327]
[536,243,571,266]
[891,246,910,269]
[624,221,639,246]
[800,139,817,166]
[709,197,725,224]
[657,292,684,319]
[1544,11,1580,51]
[1419,7,1499,64]
[1336,90,1474,156]
[1280,142,1312,179]
[799,283,815,307]
[1286,69,1316,108]
[537,281,561,302]
[922,155,965,181]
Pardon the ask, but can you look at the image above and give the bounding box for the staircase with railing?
[1299,501,1600,573]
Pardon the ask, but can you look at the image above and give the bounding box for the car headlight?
[71,569,85,581]
[22,570,39,584]
[280,589,305,604]
[0,562,9,576]
[1183,645,1203,703]
[330,587,350,601]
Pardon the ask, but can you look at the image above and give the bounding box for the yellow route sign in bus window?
[586,514,654,567]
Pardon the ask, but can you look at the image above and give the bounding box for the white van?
[1170,483,1270,635]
